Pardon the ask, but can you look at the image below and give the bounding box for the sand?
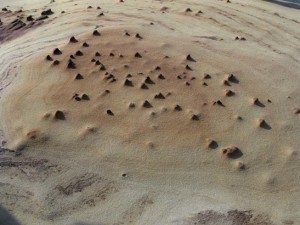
[0,0,299,225]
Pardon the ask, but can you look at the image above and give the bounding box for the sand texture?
[0,0,300,224]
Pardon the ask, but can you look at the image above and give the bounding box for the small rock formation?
[67,59,76,69]
[75,73,84,80]
[174,105,182,111]
[81,94,90,100]
[135,52,142,58]
[207,139,218,149]
[221,146,240,158]
[135,33,142,39]
[129,103,135,108]
[41,9,53,16]
[27,15,34,21]
[203,73,211,79]
[53,48,62,55]
[75,50,83,56]
[143,100,152,108]
[186,54,195,62]
[124,79,133,87]
[185,65,192,70]
[53,60,60,65]
[294,108,300,114]
[158,74,165,80]
[93,30,101,36]
[54,110,65,120]
[82,42,89,47]
[154,93,165,99]
[107,110,114,116]
[46,55,53,61]
[191,114,200,121]
[145,76,155,84]
[225,89,235,96]
[141,83,149,89]
[69,36,78,43]
[185,8,192,12]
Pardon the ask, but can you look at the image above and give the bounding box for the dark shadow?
[264,0,300,9]
[228,149,243,159]
[209,141,219,149]
[0,206,21,225]
[260,121,272,130]
[254,99,265,108]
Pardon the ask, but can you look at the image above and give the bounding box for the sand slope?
[0,0,300,225]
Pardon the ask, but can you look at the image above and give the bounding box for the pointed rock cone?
[124,79,133,87]
[75,73,84,80]
[53,60,60,65]
[203,73,211,79]
[225,89,235,97]
[185,65,192,70]
[145,76,155,84]
[141,83,148,89]
[70,55,75,59]
[158,74,165,80]
[155,66,161,71]
[91,58,96,62]
[107,109,114,116]
[93,30,100,36]
[186,54,195,62]
[202,82,208,86]
[207,139,218,149]
[46,55,53,61]
[53,48,62,55]
[217,100,224,106]
[75,50,83,56]
[143,100,152,108]
[252,98,260,105]
[69,36,78,43]
[135,52,142,58]
[235,36,239,40]
[191,114,199,120]
[67,59,76,69]
[221,146,239,158]
[135,33,142,39]
[95,52,101,56]
[95,60,101,65]
[81,94,90,100]
[100,64,106,71]
[174,105,182,111]
[83,42,89,47]
[257,119,267,128]
[227,74,237,82]
[154,93,165,99]
[54,110,65,120]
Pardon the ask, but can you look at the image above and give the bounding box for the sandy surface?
[0,0,299,225]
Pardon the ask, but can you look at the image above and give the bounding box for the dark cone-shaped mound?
[225,89,235,97]
[158,74,165,80]
[95,52,101,56]
[27,15,34,21]
[100,64,106,71]
[53,60,60,65]
[69,36,78,43]
[93,30,101,36]
[143,100,152,108]
[107,110,114,116]
[185,8,192,12]
[185,65,192,71]
[67,59,76,69]
[70,55,75,59]
[135,33,142,39]
[54,110,65,120]
[53,48,62,55]
[83,42,89,47]
[81,94,90,100]
[186,54,196,62]
[135,52,142,58]
[95,60,101,65]
[191,114,200,121]
[204,73,211,79]
[141,83,149,89]
[75,50,83,56]
[124,79,133,87]
[46,55,53,61]
[154,93,165,99]
[75,73,84,80]
[145,76,155,84]
[174,105,182,111]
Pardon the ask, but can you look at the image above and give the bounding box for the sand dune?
[0,0,299,225]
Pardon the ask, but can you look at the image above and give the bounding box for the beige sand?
[0,0,299,224]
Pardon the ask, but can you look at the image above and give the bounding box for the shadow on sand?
[264,0,300,9]
[0,206,21,225]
